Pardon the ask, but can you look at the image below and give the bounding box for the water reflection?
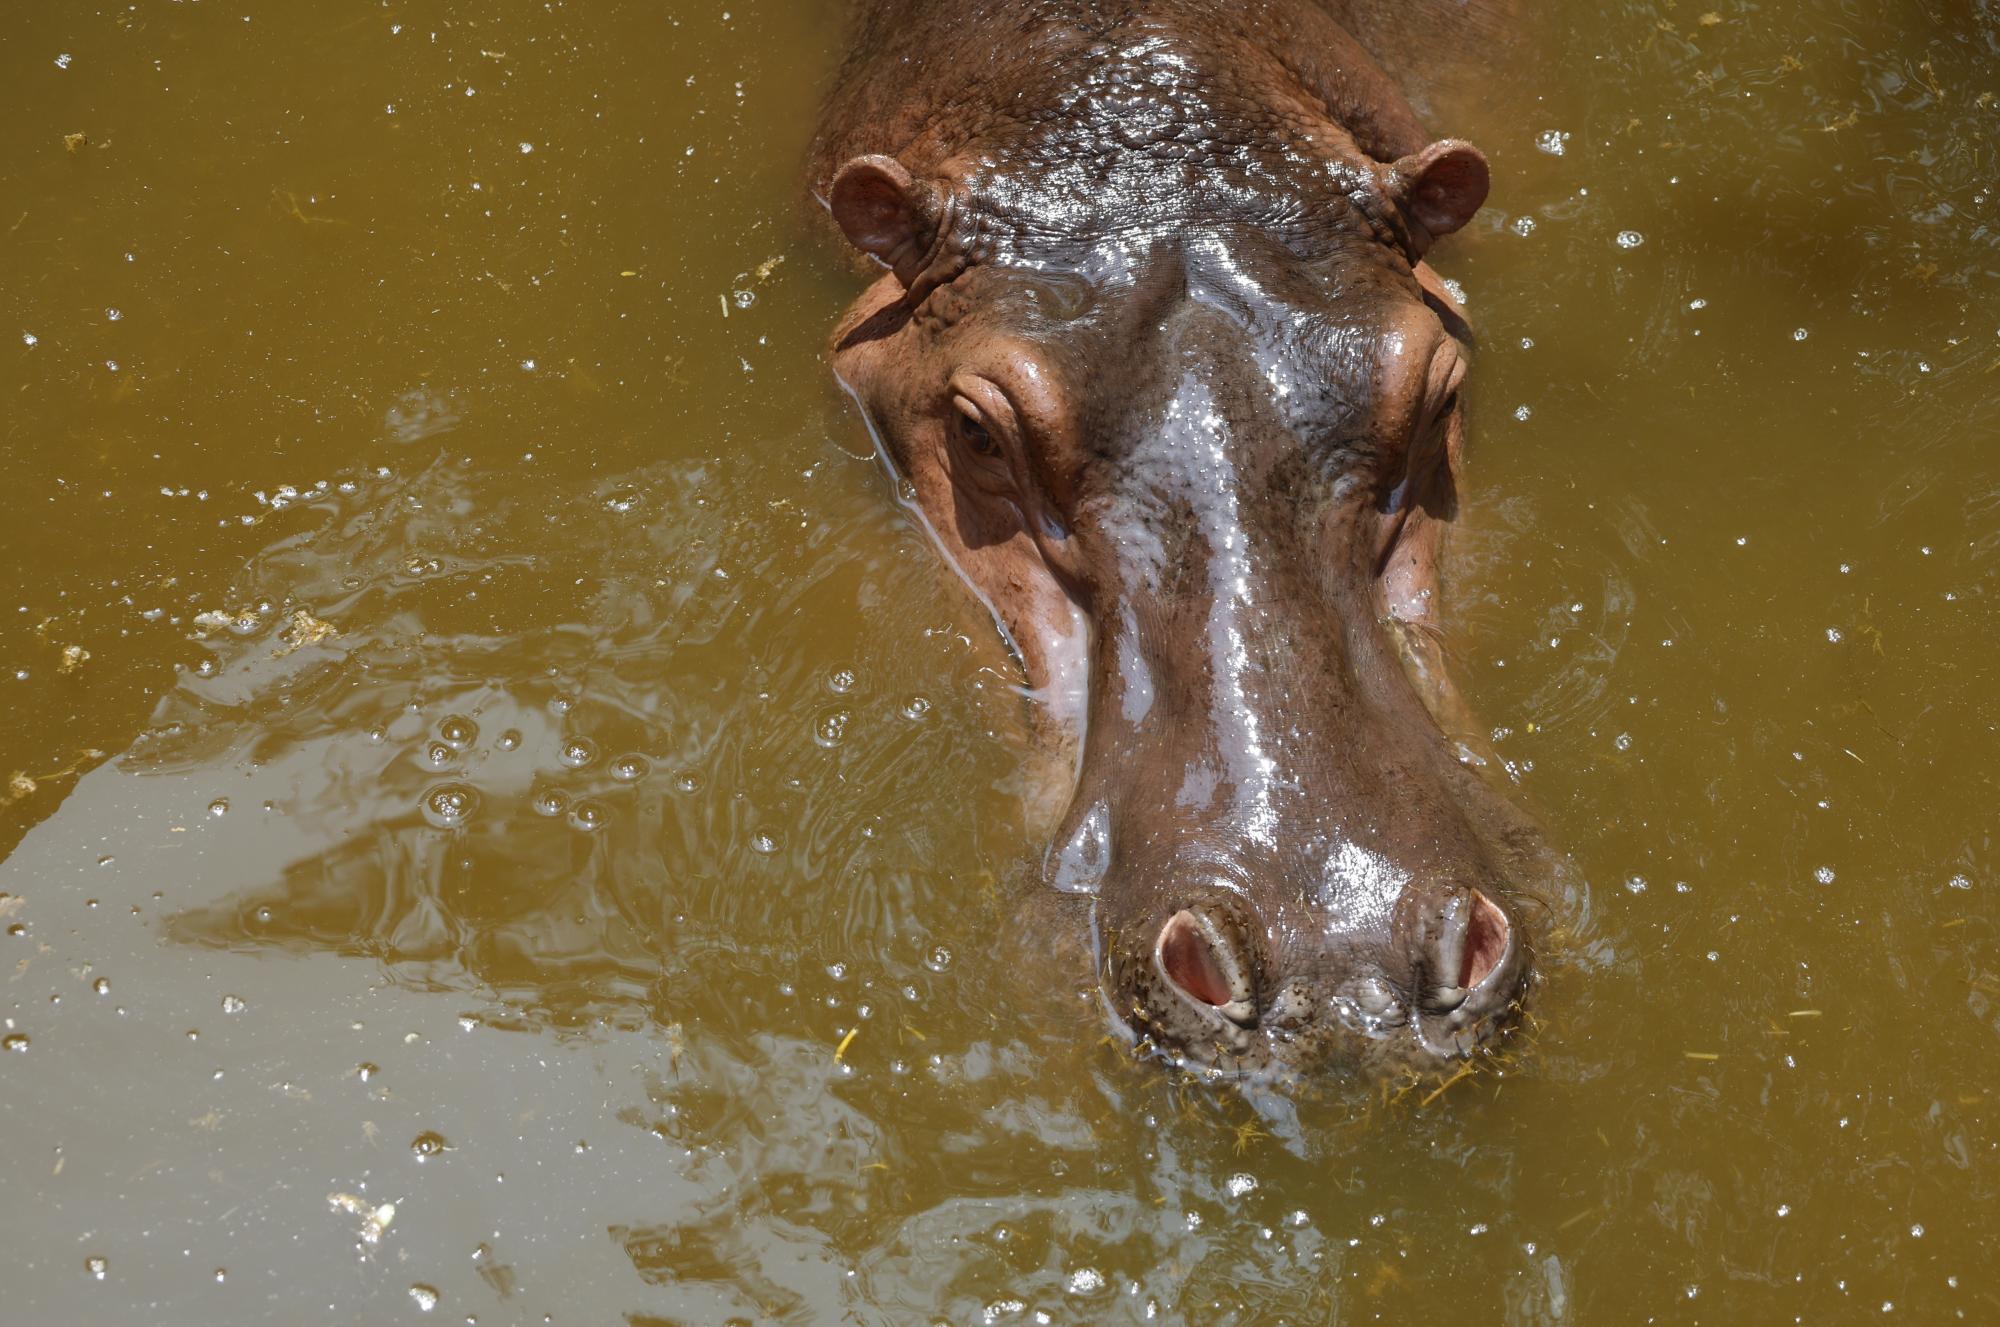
[146,452,1032,1024]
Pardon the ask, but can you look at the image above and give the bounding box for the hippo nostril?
[1156,908,1257,1026]
[1459,889,1510,991]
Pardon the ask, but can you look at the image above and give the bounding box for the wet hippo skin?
[811,0,1558,1080]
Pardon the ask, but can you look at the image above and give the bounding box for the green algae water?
[2,2,1997,1322]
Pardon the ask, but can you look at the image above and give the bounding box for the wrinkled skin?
[812,0,1555,1079]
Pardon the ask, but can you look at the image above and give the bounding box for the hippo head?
[820,58,1547,1079]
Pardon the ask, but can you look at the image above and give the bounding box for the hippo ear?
[1383,140,1490,256]
[828,154,951,294]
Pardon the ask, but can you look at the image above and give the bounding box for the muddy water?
[2,1,1996,1322]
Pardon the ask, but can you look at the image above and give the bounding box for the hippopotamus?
[811,0,1553,1079]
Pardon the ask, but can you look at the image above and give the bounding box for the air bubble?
[567,799,608,832]
[558,737,598,769]
[610,754,651,783]
[356,1062,379,1081]
[222,994,246,1013]
[826,667,857,694]
[1614,230,1644,249]
[1509,215,1536,237]
[1814,866,1836,885]
[3,1033,28,1052]
[84,1255,106,1279]
[92,978,110,995]
[603,487,642,514]
[208,798,230,817]
[421,783,479,829]
[813,709,851,748]
[496,729,521,751]
[901,696,932,721]
[672,771,702,794]
[409,1285,439,1312]
[1534,129,1567,155]
[437,715,478,750]
[749,830,781,855]
[531,786,570,818]
[925,946,952,972]
[411,1131,449,1160]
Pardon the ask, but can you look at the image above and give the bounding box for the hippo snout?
[1123,876,1531,1077]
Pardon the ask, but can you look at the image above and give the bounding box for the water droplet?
[496,729,521,751]
[672,770,702,794]
[438,715,478,750]
[567,799,608,832]
[813,709,850,748]
[3,1033,29,1052]
[531,786,570,817]
[749,830,781,855]
[409,1284,439,1312]
[421,783,479,829]
[208,798,230,818]
[1614,230,1644,249]
[222,994,246,1014]
[411,1131,449,1160]
[558,736,598,769]
[92,978,110,995]
[901,696,932,721]
[610,754,650,783]
[84,1255,106,1279]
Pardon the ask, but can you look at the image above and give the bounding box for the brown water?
[3,2,1997,1322]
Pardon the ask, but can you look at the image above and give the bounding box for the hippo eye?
[954,407,1001,458]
